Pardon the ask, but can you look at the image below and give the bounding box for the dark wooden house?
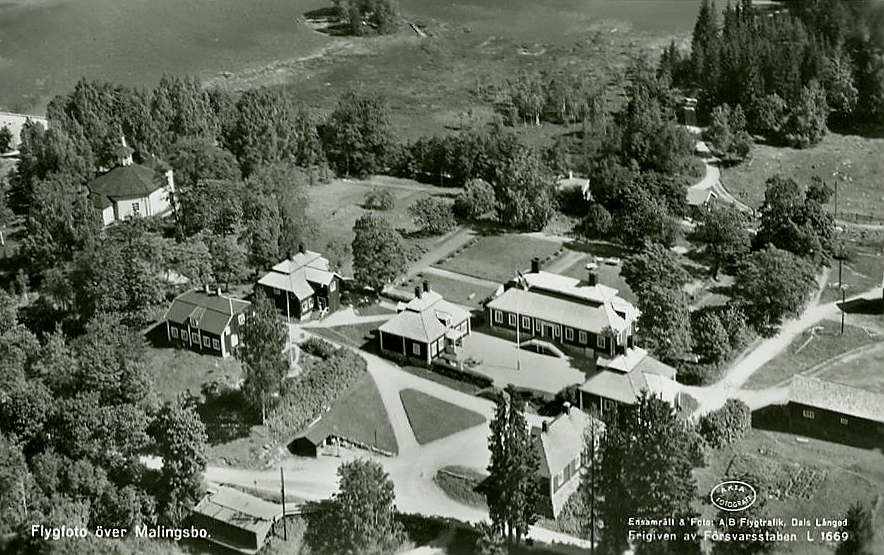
[163,287,250,357]
[788,376,884,447]
[257,245,343,320]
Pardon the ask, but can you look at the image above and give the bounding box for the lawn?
[396,365,485,396]
[743,320,878,390]
[306,176,451,277]
[435,234,564,283]
[403,272,498,308]
[816,344,884,395]
[720,133,884,220]
[321,373,399,455]
[399,388,486,445]
[308,322,381,349]
[143,345,243,403]
[820,249,884,304]
[694,429,884,555]
[433,466,488,510]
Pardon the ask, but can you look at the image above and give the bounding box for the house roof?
[522,271,620,305]
[193,486,280,536]
[87,163,163,201]
[790,376,884,424]
[88,190,113,210]
[580,351,680,405]
[292,420,331,446]
[487,287,628,334]
[379,291,471,343]
[260,251,339,299]
[163,290,251,335]
[531,409,597,479]
[687,185,716,206]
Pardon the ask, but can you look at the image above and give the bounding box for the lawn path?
[407,226,477,276]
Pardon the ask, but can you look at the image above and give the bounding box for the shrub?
[300,337,339,359]
[363,187,396,210]
[698,399,751,449]
[580,203,612,238]
[454,179,496,220]
[267,348,367,439]
[0,125,13,153]
[408,196,456,235]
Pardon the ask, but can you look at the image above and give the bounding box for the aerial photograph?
[0,0,882,554]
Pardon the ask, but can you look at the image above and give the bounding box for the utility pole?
[841,287,846,335]
[280,467,287,541]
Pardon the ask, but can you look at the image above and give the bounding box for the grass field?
[721,133,884,220]
[821,249,884,304]
[403,273,498,309]
[432,466,488,510]
[399,388,486,445]
[743,320,879,390]
[308,322,381,349]
[322,373,399,454]
[435,234,564,283]
[143,346,243,403]
[396,365,484,396]
[307,176,450,276]
[817,344,884,395]
[694,429,884,555]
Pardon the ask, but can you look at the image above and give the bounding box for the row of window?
[170,326,221,350]
[802,409,849,426]
[494,310,605,348]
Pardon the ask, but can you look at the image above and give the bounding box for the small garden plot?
[320,373,399,455]
[435,234,564,283]
[433,466,488,510]
[399,389,486,445]
[743,320,877,389]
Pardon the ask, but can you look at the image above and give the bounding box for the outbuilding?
[788,375,884,447]
[191,486,282,555]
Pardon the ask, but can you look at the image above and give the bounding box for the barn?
[788,375,884,448]
[191,486,282,554]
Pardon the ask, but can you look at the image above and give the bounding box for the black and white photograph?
[0,0,883,554]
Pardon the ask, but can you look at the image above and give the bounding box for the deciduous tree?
[237,291,288,422]
[634,284,693,363]
[688,204,750,279]
[408,196,455,235]
[454,179,496,220]
[323,90,393,178]
[351,213,407,292]
[622,243,690,294]
[150,400,207,526]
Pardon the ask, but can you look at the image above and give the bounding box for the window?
[181,331,189,342]
[596,334,605,349]
[412,342,421,356]
[203,336,211,347]
[494,310,503,323]
[508,313,517,326]
[802,409,815,419]
[212,339,220,350]
[522,316,531,329]
[565,327,574,341]
[230,334,238,348]
[553,325,560,337]
[840,417,848,425]
[132,202,140,214]
[431,341,438,357]
[170,327,179,339]
[302,301,309,313]
[238,314,245,325]
[330,280,338,291]
[579,330,587,344]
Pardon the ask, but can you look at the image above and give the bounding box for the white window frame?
[203,336,211,347]
[430,341,438,357]
[181,331,189,342]
[522,315,530,329]
[238,314,245,325]
[494,310,503,323]
[412,342,421,356]
[840,417,848,425]
[330,280,337,291]
[508,313,517,326]
[212,339,220,350]
[553,325,560,337]
[230,333,238,348]
[578,330,587,344]
[802,409,815,419]
[302,301,310,313]
[170,327,179,339]
[132,202,140,214]
[565,327,574,341]
[596,334,605,349]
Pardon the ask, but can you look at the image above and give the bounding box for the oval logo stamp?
[710,481,757,512]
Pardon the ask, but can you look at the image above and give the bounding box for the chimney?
[563,401,571,415]
[422,280,430,293]
[531,257,541,274]
[541,421,549,433]
[568,170,573,179]
[415,286,422,299]
[298,243,305,254]
[586,262,599,286]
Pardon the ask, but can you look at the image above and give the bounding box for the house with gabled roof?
[787,376,884,447]
[532,403,601,518]
[378,281,471,365]
[257,245,343,320]
[191,486,282,555]
[578,349,682,417]
[163,287,251,357]
[86,138,175,225]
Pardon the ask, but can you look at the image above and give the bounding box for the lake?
[0,0,705,113]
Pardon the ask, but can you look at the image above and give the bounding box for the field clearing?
[743,320,878,390]
[435,234,564,283]
[399,388,486,445]
[307,176,451,276]
[694,429,884,555]
[721,133,884,220]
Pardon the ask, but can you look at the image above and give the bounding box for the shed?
[191,486,282,554]
[288,421,332,457]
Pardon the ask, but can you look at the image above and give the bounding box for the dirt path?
[407,227,477,277]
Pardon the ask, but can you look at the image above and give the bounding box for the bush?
[580,203,612,238]
[363,187,396,210]
[300,337,338,359]
[698,399,751,449]
[0,125,13,153]
[267,348,367,439]
[454,179,496,220]
[408,196,456,235]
